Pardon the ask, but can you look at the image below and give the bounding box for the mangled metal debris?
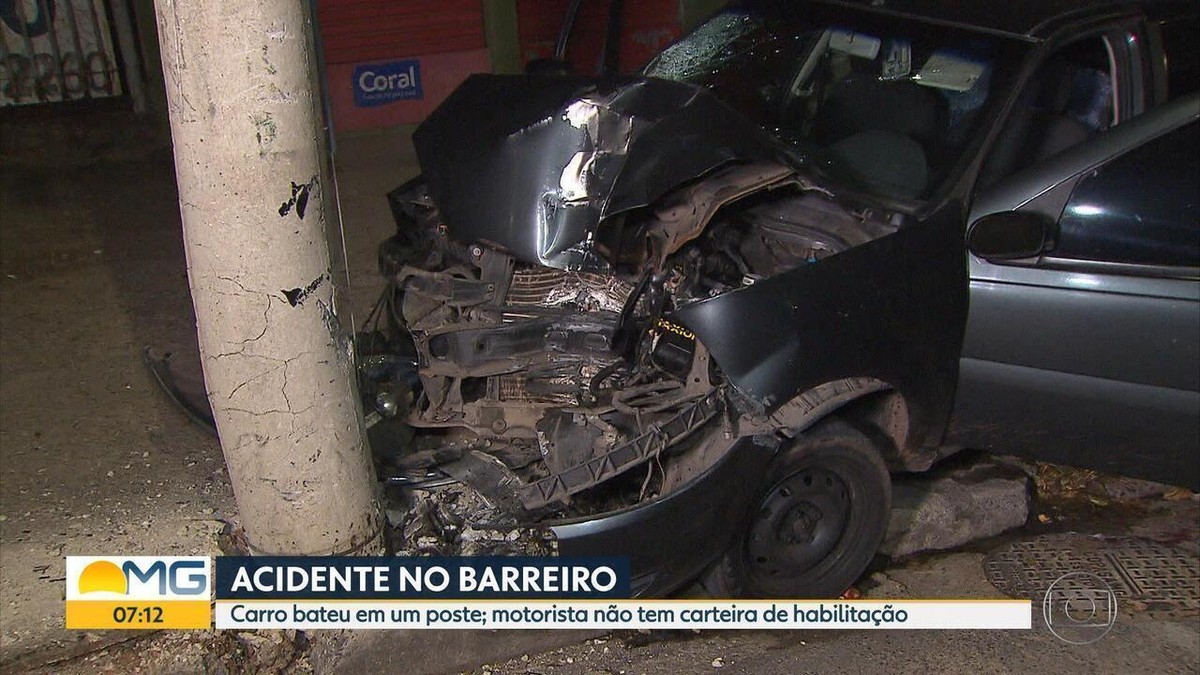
[390,483,557,557]
[363,67,963,596]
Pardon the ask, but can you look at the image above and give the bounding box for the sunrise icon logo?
[77,560,128,595]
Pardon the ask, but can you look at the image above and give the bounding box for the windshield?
[644,3,1029,202]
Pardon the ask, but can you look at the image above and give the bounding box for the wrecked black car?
[361,0,1200,597]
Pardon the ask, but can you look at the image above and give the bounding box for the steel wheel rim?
[746,465,852,580]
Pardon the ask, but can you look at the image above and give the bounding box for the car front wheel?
[704,421,891,598]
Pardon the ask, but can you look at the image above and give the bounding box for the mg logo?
[68,557,210,600]
[121,560,207,596]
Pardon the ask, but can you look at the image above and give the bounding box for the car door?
[948,94,1200,488]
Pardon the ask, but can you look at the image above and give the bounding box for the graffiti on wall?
[0,0,122,105]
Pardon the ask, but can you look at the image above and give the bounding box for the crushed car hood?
[413,74,789,271]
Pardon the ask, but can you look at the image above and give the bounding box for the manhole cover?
[984,533,1200,618]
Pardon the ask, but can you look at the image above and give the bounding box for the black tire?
[703,421,891,598]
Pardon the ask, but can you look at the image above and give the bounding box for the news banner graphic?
[212,557,1031,630]
[65,556,211,629]
[66,556,1033,631]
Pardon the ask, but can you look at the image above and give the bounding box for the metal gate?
[0,0,123,106]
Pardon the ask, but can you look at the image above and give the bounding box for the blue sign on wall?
[353,59,423,108]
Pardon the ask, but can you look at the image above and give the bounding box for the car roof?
[805,0,1195,40]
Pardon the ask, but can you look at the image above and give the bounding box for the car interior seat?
[796,63,948,198]
[809,71,947,149]
[978,53,1103,188]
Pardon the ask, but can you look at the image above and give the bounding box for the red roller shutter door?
[516,0,682,75]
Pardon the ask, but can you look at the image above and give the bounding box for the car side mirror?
[966,211,1053,261]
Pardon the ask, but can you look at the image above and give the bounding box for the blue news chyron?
[215,556,631,600]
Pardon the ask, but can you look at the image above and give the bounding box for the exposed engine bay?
[362,159,899,541]
[351,73,975,578]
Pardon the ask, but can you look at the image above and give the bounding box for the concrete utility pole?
[153,0,383,556]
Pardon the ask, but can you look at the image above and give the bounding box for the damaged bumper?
[550,436,775,596]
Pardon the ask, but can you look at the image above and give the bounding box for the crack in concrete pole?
[152,0,383,557]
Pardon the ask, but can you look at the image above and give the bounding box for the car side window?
[1159,17,1200,100]
[978,36,1119,189]
[1053,120,1199,267]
